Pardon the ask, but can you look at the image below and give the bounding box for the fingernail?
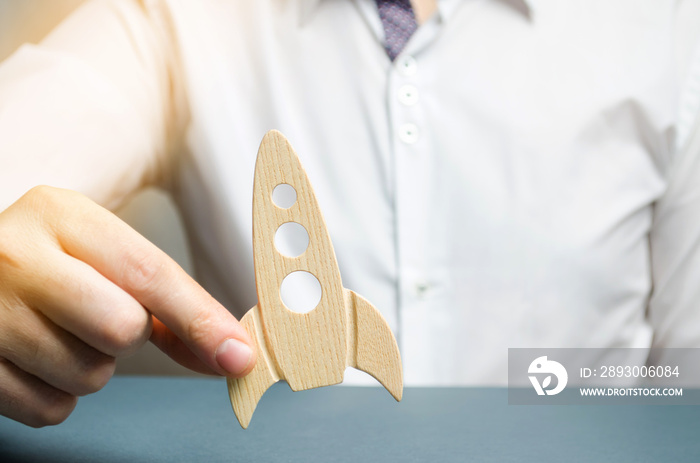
[216,338,253,375]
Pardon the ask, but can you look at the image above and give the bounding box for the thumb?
[150,312,256,378]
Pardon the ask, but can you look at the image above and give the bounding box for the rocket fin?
[344,289,403,401]
[227,305,279,429]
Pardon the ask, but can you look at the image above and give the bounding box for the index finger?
[38,187,256,377]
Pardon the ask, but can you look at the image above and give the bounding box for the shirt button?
[399,123,419,144]
[398,85,419,106]
[397,55,417,77]
[414,281,431,299]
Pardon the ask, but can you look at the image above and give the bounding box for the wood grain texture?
[345,289,403,401]
[227,130,402,428]
[227,305,278,429]
[252,131,347,391]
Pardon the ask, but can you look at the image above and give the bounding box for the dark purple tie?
[376,0,418,61]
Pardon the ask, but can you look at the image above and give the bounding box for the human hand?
[0,186,256,427]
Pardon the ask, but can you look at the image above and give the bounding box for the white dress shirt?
[1,0,700,385]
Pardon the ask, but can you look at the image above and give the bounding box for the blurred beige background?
[1,0,200,376]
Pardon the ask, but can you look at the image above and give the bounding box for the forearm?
[0,0,185,212]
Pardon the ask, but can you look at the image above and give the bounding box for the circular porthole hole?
[280,271,322,314]
[272,183,297,209]
[274,222,309,258]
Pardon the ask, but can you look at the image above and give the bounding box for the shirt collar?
[299,0,536,27]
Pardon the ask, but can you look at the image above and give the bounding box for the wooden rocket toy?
[227,130,403,428]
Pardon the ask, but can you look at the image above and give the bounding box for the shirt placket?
[385,16,447,380]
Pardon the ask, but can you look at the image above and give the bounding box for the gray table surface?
[1,377,699,462]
